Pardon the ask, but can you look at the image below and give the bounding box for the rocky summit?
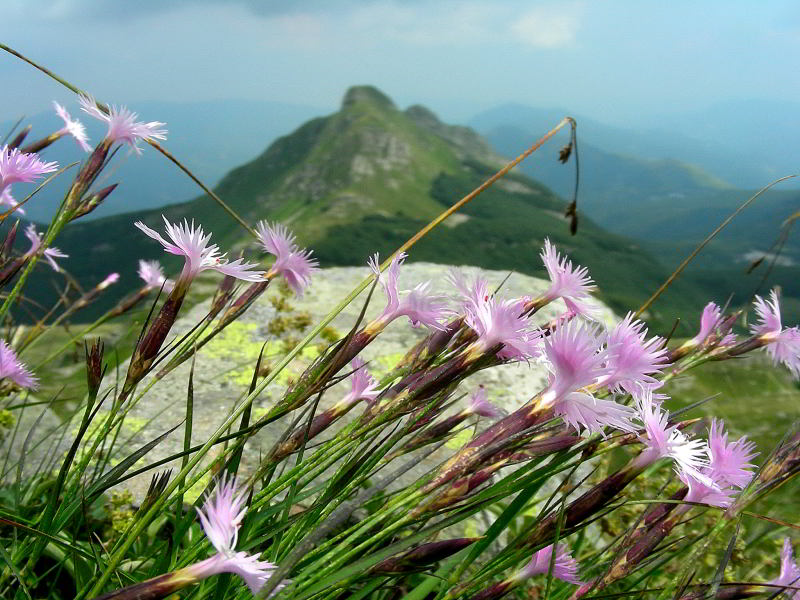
[40,84,701,332]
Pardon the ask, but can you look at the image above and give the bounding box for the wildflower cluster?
[0,87,797,600]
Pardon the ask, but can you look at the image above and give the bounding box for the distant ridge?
[20,86,764,332]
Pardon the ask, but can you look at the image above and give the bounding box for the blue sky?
[3,0,799,126]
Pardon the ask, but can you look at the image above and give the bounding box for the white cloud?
[510,3,584,48]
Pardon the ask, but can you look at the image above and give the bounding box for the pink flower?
[707,419,758,489]
[635,392,708,480]
[675,420,756,509]
[751,290,800,378]
[256,221,318,296]
[23,224,68,272]
[449,270,489,317]
[752,290,783,336]
[453,271,540,360]
[136,216,264,284]
[0,187,24,215]
[53,101,91,152]
[679,470,737,508]
[597,313,669,398]
[468,296,541,360]
[467,386,501,418]
[99,273,119,289]
[541,321,636,434]
[0,145,58,192]
[555,392,637,435]
[193,475,281,595]
[518,544,582,585]
[691,302,723,346]
[0,340,37,389]
[771,538,800,600]
[340,358,381,407]
[196,474,248,553]
[541,321,606,404]
[368,252,448,330]
[137,259,175,293]
[79,95,166,154]
[539,239,597,317]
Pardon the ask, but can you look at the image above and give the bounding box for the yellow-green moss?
[319,326,341,344]
[374,352,405,375]
[0,409,15,430]
[184,470,213,503]
[445,428,472,450]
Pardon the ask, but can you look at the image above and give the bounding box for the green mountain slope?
[477,117,800,325]
[21,86,725,332]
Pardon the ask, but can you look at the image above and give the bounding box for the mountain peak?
[341,85,396,111]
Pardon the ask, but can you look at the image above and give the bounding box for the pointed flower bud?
[256,221,319,296]
[79,95,166,154]
[368,252,448,331]
[53,101,91,152]
[751,290,800,378]
[538,239,597,317]
[8,126,31,150]
[2,221,18,260]
[85,338,105,397]
[271,361,378,460]
[136,216,264,286]
[517,544,582,584]
[371,538,479,575]
[0,340,37,390]
[100,272,119,289]
[23,224,68,272]
[72,183,118,219]
[0,145,58,193]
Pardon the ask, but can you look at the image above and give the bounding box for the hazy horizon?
[4,0,799,129]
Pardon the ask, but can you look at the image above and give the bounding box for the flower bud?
[370,538,479,575]
[20,131,61,154]
[524,460,647,549]
[8,125,32,150]
[209,273,237,319]
[85,338,105,398]
[218,280,269,327]
[467,580,514,600]
[0,256,26,287]
[1,221,19,260]
[730,429,800,515]
[68,139,112,207]
[71,183,118,220]
[70,273,120,312]
[126,290,186,388]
